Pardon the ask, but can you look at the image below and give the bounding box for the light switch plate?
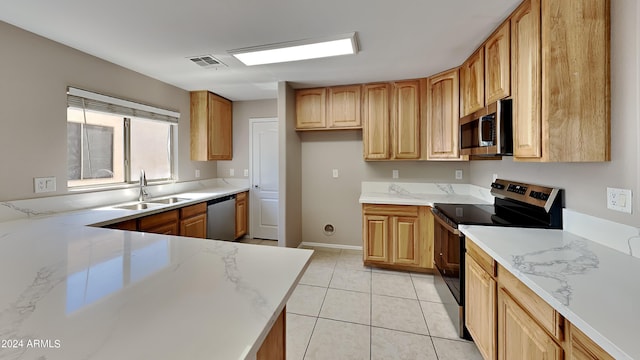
[332,169,339,178]
[455,169,463,180]
[244,169,249,177]
[34,176,56,193]
[229,168,235,177]
[607,187,632,213]
[195,169,201,178]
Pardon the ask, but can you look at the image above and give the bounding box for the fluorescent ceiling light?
[229,32,358,66]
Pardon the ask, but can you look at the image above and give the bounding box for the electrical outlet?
[229,168,235,177]
[34,176,56,193]
[244,169,249,177]
[195,169,201,178]
[607,187,632,213]
[455,169,463,180]
[332,169,339,178]
[392,170,399,179]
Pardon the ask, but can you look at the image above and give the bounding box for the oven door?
[432,211,463,305]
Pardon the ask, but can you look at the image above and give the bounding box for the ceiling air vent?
[188,55,227,68]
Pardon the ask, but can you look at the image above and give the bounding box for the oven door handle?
[432,210,460,235]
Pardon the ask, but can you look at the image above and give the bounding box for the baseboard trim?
[299,242,363,251]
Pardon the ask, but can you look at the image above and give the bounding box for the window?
[66,88,179,188]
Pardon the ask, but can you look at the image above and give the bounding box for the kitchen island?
[0,184,312,360]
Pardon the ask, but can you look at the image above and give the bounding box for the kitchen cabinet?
[190,91,233,161]
[295,88,326,129]
[498,287,563,360]
[465,240,497,360]
[138,209,179,235]
[424,69,464,160]
[363,83,391,159]
[179,202,207,238]
[362,204,433,270]
[567,322,615,360]
[106,219,138,231]
[363,80,421,160]
[460,47,485,117]
[484,20,511,104]
[235,191,248,239]
[295,85,362,130]
[511,0,610,162]
[257,308,286,360]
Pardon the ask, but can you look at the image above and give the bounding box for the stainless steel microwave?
[459,99,512,156]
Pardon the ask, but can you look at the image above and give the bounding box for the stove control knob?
[491,182,505,190]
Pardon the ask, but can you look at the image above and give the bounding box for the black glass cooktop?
[434,200,557,228]
[434,203,503,225]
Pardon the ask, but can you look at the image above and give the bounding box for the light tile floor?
[284,247,483,360]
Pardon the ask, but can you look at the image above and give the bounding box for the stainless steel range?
[431,179,563,339]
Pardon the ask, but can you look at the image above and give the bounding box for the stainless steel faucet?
[139,169,149,202]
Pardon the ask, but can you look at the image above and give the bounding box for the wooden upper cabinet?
[485,20,511,104]
[190,91,233,161]
[296,85,362,130]
[460,47,485,117]
[511,0,542,159]
[425,69,463,160]
[391,80,421,159]
[363,83,391,160]
[328,85,361,129]
[296,88,327,129]
[512,0,610,162]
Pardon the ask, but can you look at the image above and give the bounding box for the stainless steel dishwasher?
[206,194,236,241]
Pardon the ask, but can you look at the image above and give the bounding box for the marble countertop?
[0,184,313,360]
[461,225,640,360]
[359,182,492,206]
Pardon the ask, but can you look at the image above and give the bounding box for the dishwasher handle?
[207,194,236,206]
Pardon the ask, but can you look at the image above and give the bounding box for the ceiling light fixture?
[229,32,358,66]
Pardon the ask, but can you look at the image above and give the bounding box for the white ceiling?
[0,0,521,101]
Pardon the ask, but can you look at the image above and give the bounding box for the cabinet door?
[498,288,563,360]
[180,213,207,238]
[391,80,420,159]
[235,192,248,239]
[391,215,420,266]
[296,88,327,129]
[363,83,391,160]
[207,93,233,160]
[485,20,511,104]
[328,85,361,129]
[567,323,614,360]
[465,254,497,360]
[363,214,389,262]
[426,70,462,160]
[511,0,542,158]
[460,48,485,117]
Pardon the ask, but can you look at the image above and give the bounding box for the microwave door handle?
[478,117,485,144]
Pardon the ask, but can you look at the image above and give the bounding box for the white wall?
[470,0,640,227]
[0,21,217,202]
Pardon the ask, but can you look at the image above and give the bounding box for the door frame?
[248,117,279,243]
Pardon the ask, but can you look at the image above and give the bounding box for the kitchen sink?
[115,203,160,211]
[146,197,190,204]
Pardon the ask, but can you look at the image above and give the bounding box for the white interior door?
[250,118,279,240]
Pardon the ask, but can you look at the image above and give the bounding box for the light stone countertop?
[358,181,493,206]
[460,225,640,360]
[0,184,313,360]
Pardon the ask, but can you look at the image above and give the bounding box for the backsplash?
[361,181,493,202]
[0,178,249,223]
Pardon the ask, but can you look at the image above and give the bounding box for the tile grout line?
[411,273,441,360]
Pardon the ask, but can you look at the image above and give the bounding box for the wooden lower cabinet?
[362,204,433,270]
[179,202,207,238]
[465,252,497,360]
[235,191,248,239]
[106,219,138,231]
[465,237,614,360]
[498,288,563,360]
[257,308,286,360]
[567,323,614,360]
[138,210,179,235]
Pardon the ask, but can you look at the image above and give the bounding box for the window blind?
[67,87,180,124]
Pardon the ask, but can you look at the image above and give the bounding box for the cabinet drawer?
[466,238,496,277]
[236,191,247,201]
[568,322,614,360]
[363,204,419,217]
[498,265,563,340]
[139,210,179,231]
[180,202,207,218]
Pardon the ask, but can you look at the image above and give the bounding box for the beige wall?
[217,100,277,178]
[470,0,640,227]
[300,131,470,247]
[0,21,217,201]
